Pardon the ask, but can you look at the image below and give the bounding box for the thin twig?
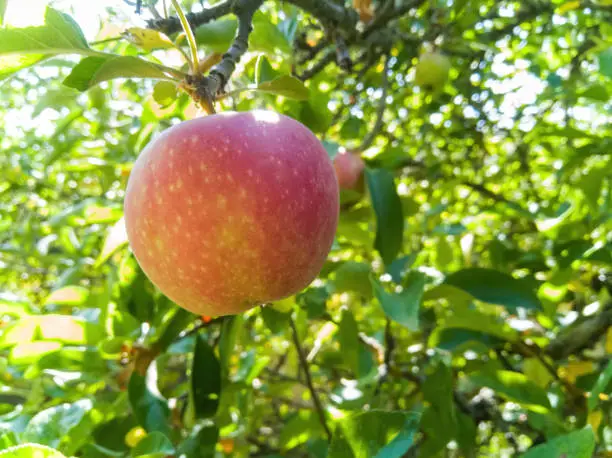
[298,49,335,80]
[289,317,333,442]
[148,0,233,34]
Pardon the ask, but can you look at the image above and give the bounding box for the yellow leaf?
[558,1,581,13]
[123,27,174,51]
[606,327,612,354]
[560,360,595,383]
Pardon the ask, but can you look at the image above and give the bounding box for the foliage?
[1,0,612,456]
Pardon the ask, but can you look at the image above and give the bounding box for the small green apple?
[414,51,451,91]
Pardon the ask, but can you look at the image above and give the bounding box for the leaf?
[22,399,93,448]
[444,268,542,312]
[332,261,373,298]
[370,271,425,331]
[468,370,551,410]
[131,432,175,458]
[175,425,218,458]
[578,84,610,102]
[0,7,89,81]
[195,18,237,53]
[191,335,221,419]
[255,54,279,85]
[64,55,171,92]
[366,168,404,265]
[250,11,292,56]
[0,0,6,26]
[420,363,457,455]
[338,309,360,375]
[128,365,171,436]
[322,140,340,160]
[123,28,174,51]
[588,360,612,411]
[37,314,104,344]
[44,285,89,306]
[331,410,410,458]
[520,427,595,458]
[257,75,309,100]
[599,47,612,79]
[373,415,419,458]
[0,433,18,451]
[0,445,66,458]
[218,315,243,378]
[578,165,607,211]
[95,217,129,267]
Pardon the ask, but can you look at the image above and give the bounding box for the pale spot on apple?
[217,195,227,209]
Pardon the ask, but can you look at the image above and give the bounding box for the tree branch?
[147,0,233,34]
[289,317,333,442]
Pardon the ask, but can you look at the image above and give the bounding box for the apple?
[124,110,339,316]
[333,150,365,205]
[414,51,451,91]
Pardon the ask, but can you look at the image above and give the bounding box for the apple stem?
[170,0,201,75]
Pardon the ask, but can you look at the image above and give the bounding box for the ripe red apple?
[333,150,365,205]
[124,111,339,316]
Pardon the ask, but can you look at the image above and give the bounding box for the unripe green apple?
[414,51,451,91]
[124,111,339,316]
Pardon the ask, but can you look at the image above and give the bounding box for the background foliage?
[1,0,612,456]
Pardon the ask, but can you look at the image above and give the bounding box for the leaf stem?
[170,0,200,74]
[289,316,333,442]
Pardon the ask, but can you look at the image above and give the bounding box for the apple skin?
[124,110,339,316]
[414,51,451,91]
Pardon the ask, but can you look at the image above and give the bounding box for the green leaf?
[332,261,373,298]
[257,75,309,100]
[0,433,18,452]
[191,335,221,419]
[588,360,612,411]
[131,432,175,458]
[128,365,171,436]
[218,315,243,378]
[599,47,612,79]
[371,272,425,331]
[175,424,218,458]
[195,18,237,53]
[44,285,89,306]
[578,84,609,101]
[520,427,595,458]
[250,12,292,56]
[95,217,128,267]
[330,410,410,458]
[255,54,279,85]
[578,165,608,211]
[373,415,419,458]
[0,445,66,458]
[431,307,519,344]
[468,370,551,410]
[64,55,171,92]
[0,7,89,81]
[322,140,340,160]
[22,399,92,448]
[444,268,542,312]
[338,309,360,375]
[366,168,404,265]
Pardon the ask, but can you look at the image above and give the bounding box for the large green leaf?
[521,427,595,458]
[131,432,175,458]
[0,7,89,81]
[338,309,360,375]
[366,168,404,265]
[190,335,221,419]
[370,272,425,331]
[128,365,171,437]
[22,400,92,448]
[256,75,309,100]
[588,360,612,411]
[468,370,551,410]
[64,55,172,91]
[444,268,542,312]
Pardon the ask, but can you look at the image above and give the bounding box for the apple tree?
[0,0,611,457]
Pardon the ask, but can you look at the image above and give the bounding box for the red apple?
[333,150,365,192]
[124,111,339,316]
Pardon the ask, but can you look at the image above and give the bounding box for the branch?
[289,317,333,442]
[298,49,335,80]
[357,53,389,151]
[147,1,233,34]
[285,0,358,30]
[545,301,612,360]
